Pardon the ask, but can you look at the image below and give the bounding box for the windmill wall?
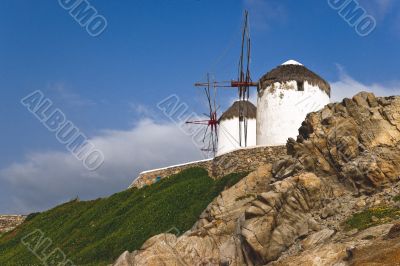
[257,80,330,146]
[130,145,286,188]
[217,118,257,156]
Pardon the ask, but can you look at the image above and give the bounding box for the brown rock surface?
[286,92,400,193]
[349,238,400,266]
[241,172,328,264]
[385,222,400,239]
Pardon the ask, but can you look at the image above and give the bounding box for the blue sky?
[0,0,399,214]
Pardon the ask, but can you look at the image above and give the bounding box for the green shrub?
[0,168,247,266]
[393,195,400,202]
[345,206,400,231]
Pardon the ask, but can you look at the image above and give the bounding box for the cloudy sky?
[1,0,399,214]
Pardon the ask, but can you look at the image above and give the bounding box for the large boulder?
[241,173,327,264]
[286,93,400,194]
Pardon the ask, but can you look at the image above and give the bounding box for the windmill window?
[297,81,304,91]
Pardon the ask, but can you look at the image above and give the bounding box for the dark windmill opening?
[239,110,244,122]
[297,81,304,91]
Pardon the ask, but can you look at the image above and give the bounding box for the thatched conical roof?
[219,100,257,122]
[259,60,331,96]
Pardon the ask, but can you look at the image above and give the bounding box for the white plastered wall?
[257,80,330,146]
[217,117,256,156]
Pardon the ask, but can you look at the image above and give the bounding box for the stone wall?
[130,159,213,189]
[0,215,26,233]
[211,145,287,177]
[130,145,286,188]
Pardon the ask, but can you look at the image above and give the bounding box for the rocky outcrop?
[0,215,26,233]
[285,92,400,194]
[270,223,400,266]
[113,93,400,266]
[240,173,329,264]
[115,169,338,266]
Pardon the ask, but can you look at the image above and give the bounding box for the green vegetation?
[0,168,247,266]
[345,206,400,231]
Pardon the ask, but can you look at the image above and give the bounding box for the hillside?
[0,168,247,266]
[3,92,400,266]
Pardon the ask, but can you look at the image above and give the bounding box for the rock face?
[241,172,328,264]
[113,93,400,266]
[287,92,400,194]
[0,215,26,233]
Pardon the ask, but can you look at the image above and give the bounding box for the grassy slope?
[0,168,246,266]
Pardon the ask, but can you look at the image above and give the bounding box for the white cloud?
[330,66,400,102]
[243,0,287,31]
[0,120,203,214]
[128,102,160,121]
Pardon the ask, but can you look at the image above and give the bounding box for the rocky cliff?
[113,92,400,266]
